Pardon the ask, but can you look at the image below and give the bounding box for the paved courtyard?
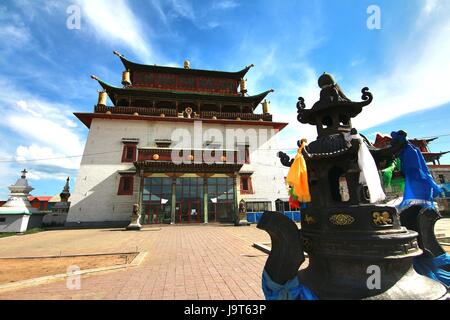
[0,218,449,300]
[0,224,271,300]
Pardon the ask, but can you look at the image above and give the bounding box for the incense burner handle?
[257,211,305,285]
[401,206,448,259]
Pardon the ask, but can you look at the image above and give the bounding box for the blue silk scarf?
[262,269,318,300]
[391,131,443,209]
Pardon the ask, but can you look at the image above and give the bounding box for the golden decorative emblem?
[329,213,355,226]
[304,214,316,225]
[373,211,392,225]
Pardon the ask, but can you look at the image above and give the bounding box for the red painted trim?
[74,112,288,131]
[118,176,134,195]
[132,71,239,95]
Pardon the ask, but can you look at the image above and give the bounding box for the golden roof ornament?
[240,78,247,94]
[185,107,193,118]
[97,90,107,106]
[184,60,190,69]
[262,99,270,114]
[122,70,131,87]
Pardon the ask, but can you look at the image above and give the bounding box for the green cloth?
[382,158,400,187]
[381,158,404,192]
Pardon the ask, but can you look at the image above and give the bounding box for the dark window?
[240,176,253,194]
[438,174,445,184]
[245,145,250,164]
[118,176,134,195]
[0,217,5,222]
[246,201,271,212]
[242,178,249,190]
[275,200,294,212]
[121,144,136,163]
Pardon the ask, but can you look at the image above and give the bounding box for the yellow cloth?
[286,142,311,202]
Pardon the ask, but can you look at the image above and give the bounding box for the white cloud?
[26,170,69,182]
[169,0,195,21]
[238,39,323,148]
[5,115,83,169]
[213,0,239,10]
[424,0,439,13]
[0,5,32,52]
[76,0,154,62]
[151,0,229,31]
[0,150,19,199]
[0,78,85,172]
[15,144,80,170]
[353,7,450,131]
[0,25,30,45]
[252,2,450,151]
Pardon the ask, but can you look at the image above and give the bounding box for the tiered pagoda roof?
[94,77,273,109]
[75,51,286,130]
[373,133,449,164]
[117,53,254,81]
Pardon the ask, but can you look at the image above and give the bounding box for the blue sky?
[0,0,450,198]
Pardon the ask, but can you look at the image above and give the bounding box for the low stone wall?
[42,213,68,227]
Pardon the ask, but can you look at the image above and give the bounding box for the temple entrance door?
[142,202,161,224]
[175,177,204,223]
[178,199,202,223]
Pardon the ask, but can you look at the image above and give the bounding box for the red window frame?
[240,176,253,194]
[118,176,134,195]
[121,144,137,163]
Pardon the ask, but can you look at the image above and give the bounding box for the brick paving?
[0,224,270,300]
[0,218,448,300]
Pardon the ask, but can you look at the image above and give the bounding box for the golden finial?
[240,79,247,94]
[262,99,270,114]
[97,90,107,106]
[122,70,131,87]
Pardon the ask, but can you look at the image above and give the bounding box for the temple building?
[66,52,289,227]
[374,134,449,165]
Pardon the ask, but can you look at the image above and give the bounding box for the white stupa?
[0,169,43,232]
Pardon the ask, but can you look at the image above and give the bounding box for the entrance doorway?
[140,175,236,224]
[141,177,172,225]
[177,199,202,223]
[207,177,235,222]
[176,177,204,223]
